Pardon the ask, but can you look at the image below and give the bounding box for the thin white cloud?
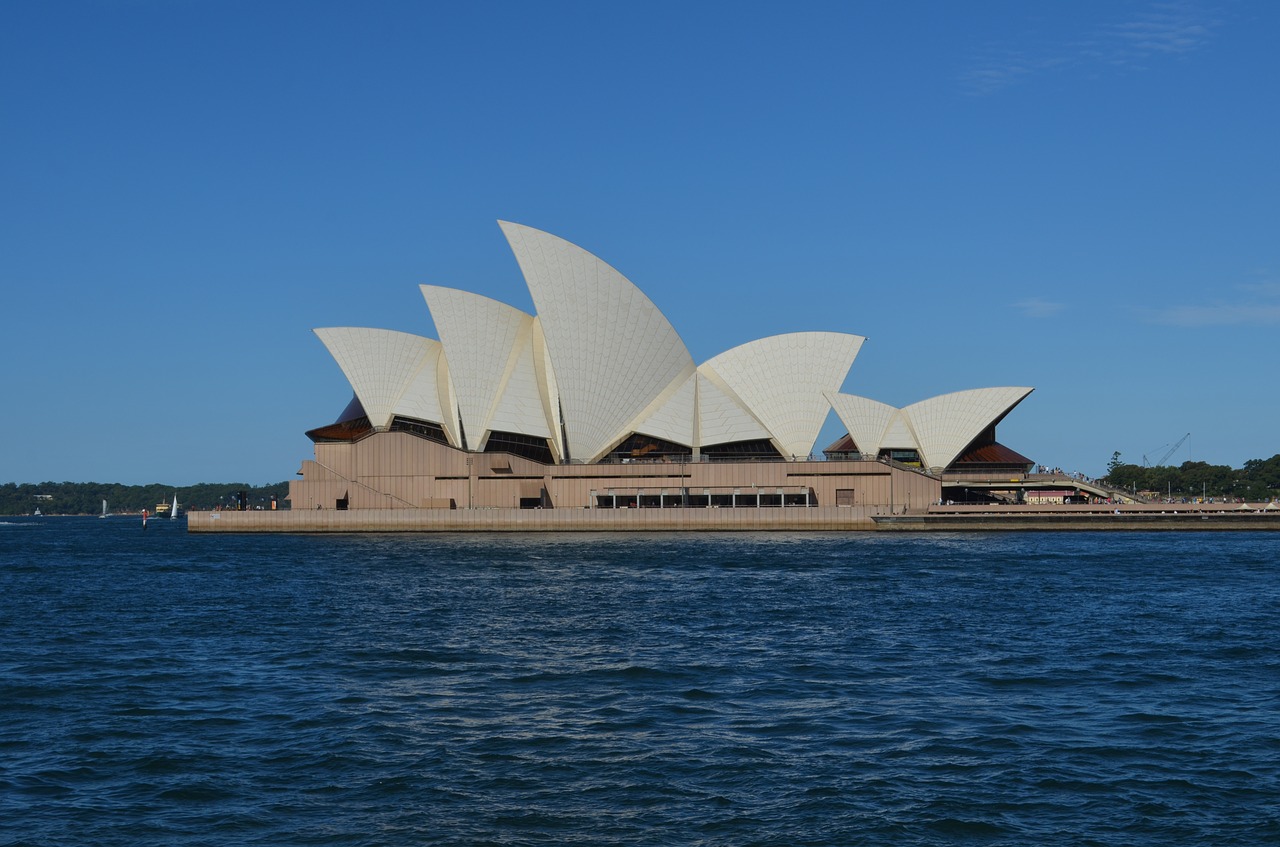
[962,1,1218,95]
[1237,280,1280,298]
[1150,280,1280,326]
[962,52,1065,97]
[1014,298,1066,319]
[1104,2,1214,57]
[1151,304,1280,326]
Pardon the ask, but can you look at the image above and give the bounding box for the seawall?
[187,503,1280,533]
[877,513,1280,531]
[187,506,878,533]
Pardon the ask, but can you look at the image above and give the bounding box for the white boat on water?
[155,493,180,519]
[156,493,182,519]
[100,499,112,518]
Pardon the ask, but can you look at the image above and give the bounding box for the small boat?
[154,494,182,519]
[33,508,42,517]
[100,499,112,519]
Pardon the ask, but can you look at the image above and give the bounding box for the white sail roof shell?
[629,367,785,450]
[530,319,565,462]
[397,350,460,446]
[879,414,919,450]
[695,370,773,446]
[311,224,1035,471]
[827,386,1033,469]
[630,371,696,447]
[500,221,695,462]
[903,387,1033,470]
[823,392,899,456]
[420,286,552,449]
[314,327,455,441]
[485,320,554,442]
[701,332,865,458]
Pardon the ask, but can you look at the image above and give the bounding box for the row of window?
[594,492,815,508]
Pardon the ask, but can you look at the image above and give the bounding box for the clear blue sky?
[3,1,1276,486]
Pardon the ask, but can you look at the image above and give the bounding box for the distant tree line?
[1104,453,1280,501]
[0,481,291,516]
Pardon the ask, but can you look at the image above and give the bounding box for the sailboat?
[100,499,111,518]
[170,493,180,520]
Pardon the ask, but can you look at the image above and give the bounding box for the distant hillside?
[1102,453,1280,502]
[1,481,291,516]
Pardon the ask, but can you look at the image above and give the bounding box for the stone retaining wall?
[188,506,877,533]
[189,504,1280,533]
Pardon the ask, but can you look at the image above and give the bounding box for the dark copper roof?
[952,441,1033,466]
[823,433,858,454]
[306,416,373,443]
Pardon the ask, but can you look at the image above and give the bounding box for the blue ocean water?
[1,517,1277,846]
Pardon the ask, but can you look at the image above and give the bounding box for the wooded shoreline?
[1,481,289,516]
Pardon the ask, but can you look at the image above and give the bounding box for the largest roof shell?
[500,221,696,462]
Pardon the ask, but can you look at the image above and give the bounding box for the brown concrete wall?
[880,511,1280,531]
[191,504,1280,534]
[927,502,1279,516]
[190,505,878,533]
[288,433,941,514]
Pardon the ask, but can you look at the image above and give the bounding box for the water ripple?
[1,521,1277,844]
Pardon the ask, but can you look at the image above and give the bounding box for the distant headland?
[1,481,289,517]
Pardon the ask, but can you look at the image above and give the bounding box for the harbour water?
[2,517,1277,845]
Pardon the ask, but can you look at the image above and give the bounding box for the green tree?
[0,481,291,515]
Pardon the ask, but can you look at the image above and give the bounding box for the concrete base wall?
[188,506,878,533]
[880,502,1280,531]
[289,433,941,513]
[189,503,1280,533]
[879,513,1280,531]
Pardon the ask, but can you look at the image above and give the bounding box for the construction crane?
[1143,432,1191,467]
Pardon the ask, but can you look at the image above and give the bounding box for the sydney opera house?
[286,222,1034,518]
